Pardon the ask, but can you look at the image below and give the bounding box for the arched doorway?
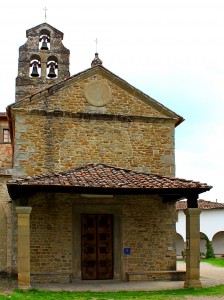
[212,231,224,257]
[176,233,184,258]
[200,232,208,256]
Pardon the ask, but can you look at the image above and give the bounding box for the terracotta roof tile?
[176,199,224,210]
[0,112,7,119]
[8,163,212,190]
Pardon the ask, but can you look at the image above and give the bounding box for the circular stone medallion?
[84,80,111,107]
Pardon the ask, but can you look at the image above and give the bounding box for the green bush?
[203,237,215,259]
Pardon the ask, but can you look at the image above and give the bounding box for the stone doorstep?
[126,271,186,282]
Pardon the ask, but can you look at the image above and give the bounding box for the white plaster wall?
[176,209,224,241]
[176,210,186,239]
[200,210,224,240]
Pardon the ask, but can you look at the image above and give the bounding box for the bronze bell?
[41,40,48,50]
[47,62,57,78]
[40,35,50,50]
[30,61,39,77]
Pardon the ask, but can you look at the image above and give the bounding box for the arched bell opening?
[46,56,58,78]
[39,29,50,50]
[29,55,41,77]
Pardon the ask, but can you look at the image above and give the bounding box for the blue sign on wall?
[124,248,131,255]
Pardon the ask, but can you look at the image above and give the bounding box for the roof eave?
[7,183,212,202]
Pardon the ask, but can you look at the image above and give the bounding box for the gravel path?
[179,262,224,299]
[177,261,224,287]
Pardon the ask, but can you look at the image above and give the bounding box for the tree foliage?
[203,236,215,259]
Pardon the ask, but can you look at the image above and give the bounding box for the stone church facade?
[0,22,211,288]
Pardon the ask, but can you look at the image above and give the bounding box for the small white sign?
[167,246,173,251]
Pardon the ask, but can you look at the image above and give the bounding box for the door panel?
[81,215,97,280]
[97,215,113,279]
[81,214,113,280]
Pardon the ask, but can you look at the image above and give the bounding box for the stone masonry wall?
[0,177,13,271]
[122,195,177,275]
[0,144,12,168]
[14,113,175,178]
[27,193,176,282]
[0,200,7,271]
[12,72,175,178]
[29,194,73,279]
[0,135,13,271]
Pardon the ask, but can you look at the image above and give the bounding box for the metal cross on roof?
[94,38,99,53]
[43,7,48,22]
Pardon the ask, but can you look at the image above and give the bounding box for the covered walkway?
[30,262,224,292]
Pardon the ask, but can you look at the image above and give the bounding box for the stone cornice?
[10,108,178,124]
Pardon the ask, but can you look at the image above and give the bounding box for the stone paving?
[31,262,224,292]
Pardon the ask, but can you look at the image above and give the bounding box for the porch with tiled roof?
[7,163,212,289]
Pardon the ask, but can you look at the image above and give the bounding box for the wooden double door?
[81,214,113,280]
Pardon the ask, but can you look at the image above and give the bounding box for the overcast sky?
[1,0,223,202]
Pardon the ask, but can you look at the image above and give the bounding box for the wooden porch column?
[184,208,202,288]
[16,206,32,288]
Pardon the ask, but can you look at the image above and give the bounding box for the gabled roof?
[176,199,224,210]
[8,65,184,127]
[26,22,64,38]
[7,163,212,200]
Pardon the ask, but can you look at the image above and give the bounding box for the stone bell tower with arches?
[16,23,70,102]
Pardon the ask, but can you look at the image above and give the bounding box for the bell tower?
[16,23,70,102]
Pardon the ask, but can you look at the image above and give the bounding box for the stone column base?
[184,279,202,288]
[18,284,31,289]
[18,272,31,289]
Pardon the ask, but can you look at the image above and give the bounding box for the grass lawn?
[1,259,224,299]
[201,258,224,268]
[178,258,224,268]
[0,286,224,300]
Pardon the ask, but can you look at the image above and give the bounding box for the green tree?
[203,236,215,259]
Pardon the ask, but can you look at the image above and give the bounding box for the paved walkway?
[31,262,224,292]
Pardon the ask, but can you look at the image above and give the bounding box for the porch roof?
[176,199,224,210]
[7,163,212,202]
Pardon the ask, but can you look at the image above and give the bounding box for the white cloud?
[176,123,224,202]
